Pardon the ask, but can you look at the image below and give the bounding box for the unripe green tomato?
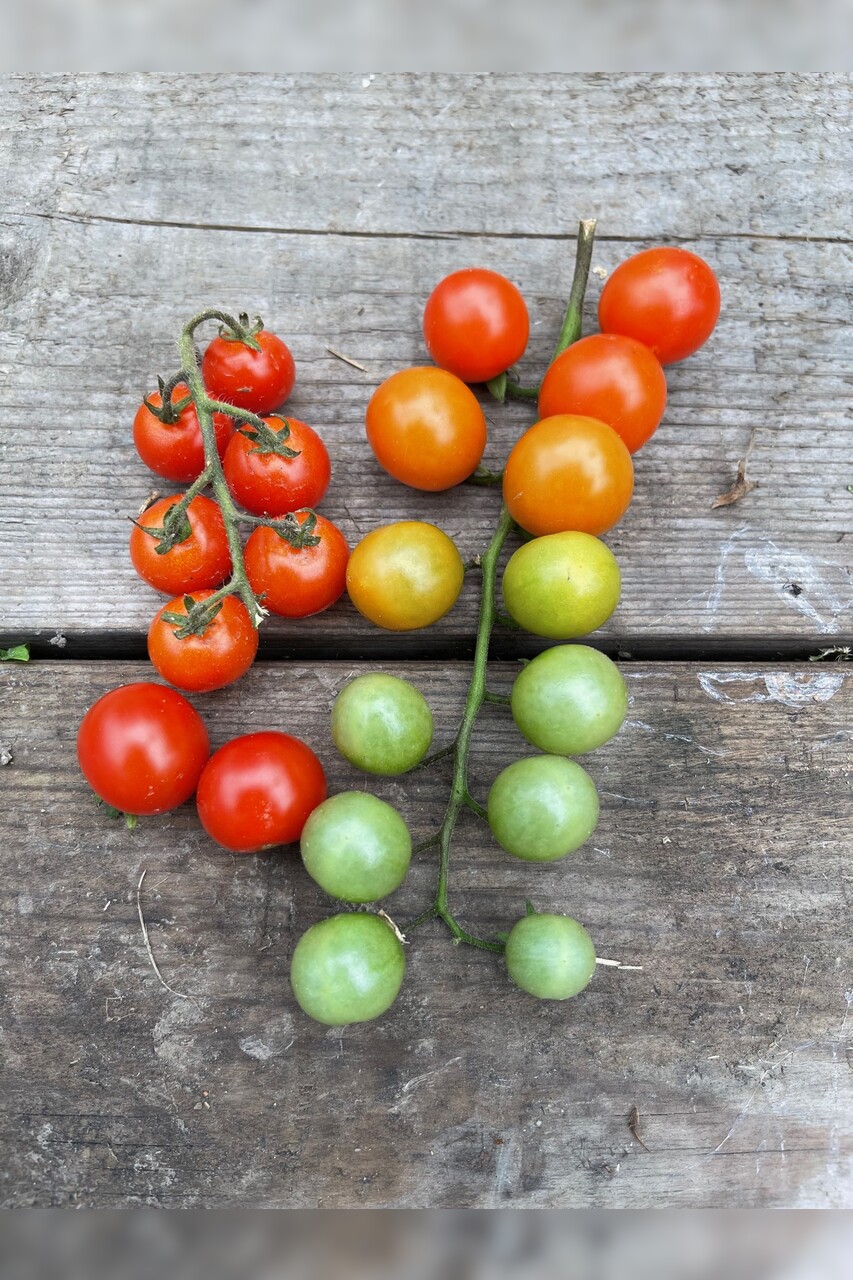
[502,531,621,639]
[511,644,628,755]
[290,913,406,1026]
[331,673,434,775]
[487,755,599,861]
[505,913,597,1000]
[300,791,412,903]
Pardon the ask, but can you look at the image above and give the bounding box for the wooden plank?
[1,659,850,1207]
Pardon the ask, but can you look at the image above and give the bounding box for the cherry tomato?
[505,913,597,1001]
[331,673,434,775]
[598,247,720,364]
[346,522,464,631]
[196,731,327,853]
[423,268,529,383]
[301,792,412,903]
[503,414,633,537]
[244,512,348,618]
[148,590,258,693]
[223,416,330,517]
[133,386,235,483]
[366,367,487,491]
[202,326,295,415]
[77,682,209,816]
[502,531,621,639]
[129,495,232,596]
[538,334,667,454]
[290,913,406,1025]
[488,755,599,862]
[511,644,628,756]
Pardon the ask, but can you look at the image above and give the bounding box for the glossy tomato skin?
[511,644,628,756]
[300,791,412,904]
[290,913,406,1025]
[598,247,720,364]
[148,590,259,693]
[538,334,667,454]
[503,414,634,537]
[331,673,434,775]
[130,495,232,596]
[366,367,487,491]
[505,914,597,1001]
[346,522,464,631]
[244,513,348,618]
[502,531,621,640]
[196,731,327,853]
[133,387,235,484]
[202,329,295,415]
[487,755,599,862]
[423,268,529,383]
[223,416,331,517]
[77,682,209,816]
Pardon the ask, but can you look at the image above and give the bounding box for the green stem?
[551,218,597,361]
[504,382,539,401]
[483,690,511,706]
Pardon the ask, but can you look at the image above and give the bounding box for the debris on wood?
[325,346,367,372]
[628,1105,651,1151]
[809,646,851,662]
[712,430,758,509]
[0,743,13,766]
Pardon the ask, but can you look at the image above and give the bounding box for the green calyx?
[237,416,301,459]
[269,510,322,550]
[161,594,224,639]
[143,374,192,424]
[217,311,264,352]
[131,503,193,556]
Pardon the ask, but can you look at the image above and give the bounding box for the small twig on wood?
[378,909,409,945]
[628,1105,651,1151]
[137,489,161,516]
[136,870,201,1010]
[596,956,644,971]
[326,346,367,372]
[712,430,758,509]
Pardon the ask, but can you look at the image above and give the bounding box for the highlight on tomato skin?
[423,268,530,384]
[598,246,720,365]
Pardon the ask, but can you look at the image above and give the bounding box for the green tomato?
[487,755,599,861]
[505,913,597,1000]
[331,673,434,775]
[300,791,412,903]
[511,644,628,755]
[502,531,621,639]
[290,912,406,1026]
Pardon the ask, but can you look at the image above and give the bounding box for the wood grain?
[1,74,851,654]
[1,659,850,1208]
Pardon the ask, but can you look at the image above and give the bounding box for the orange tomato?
[366,367,487,491]
[503,414,634,537]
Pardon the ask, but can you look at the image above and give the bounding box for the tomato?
[487,755,599,862]
[538,334,667,454]
[301,792,412,903]
[202,326,295,415]
[77,682,209,816]
[423,268,529,384]
[511,644,628,756]
[331,673,434,775]
[503,414,633,537]
[598,246,720,364]
[148,590,258,693]
[196,731,327,853]
[129,494,232,596]
[366,367,487,491]
[244,512,348,618]
[347,522,464,631]
[133,386,235,483]
[290,913,406,1025]
[505,913,597,1000]
[223,416,330,517]
[502,531,621,639]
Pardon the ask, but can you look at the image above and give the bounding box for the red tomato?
[366,367,487,491]
[244,512,349,618]
[130,494,232,596]
[133,385,235,483]
[196,731,327,852]
[77,682,209,816]
[503,414,634,537]
[202,328,295,415]
[538,334,667,454]
[423,268,529,383]
[148,591,259,693]
[598,247,720,364]
[223,416,331,516]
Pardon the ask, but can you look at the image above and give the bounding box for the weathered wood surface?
[1,74,851,655]
[1,659,850,1208]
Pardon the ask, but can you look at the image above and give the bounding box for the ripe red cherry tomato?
[223,416,331,516]
[244,512,349,618]
[598,247,720,364]
[129,494,232,596]
[133,385,235,483]
[366,367,487,491]
[148,591,259,693]
[423,268,529,383]
[202,326,295,415]
[538,334,667,454]
[77,682,209,816]
[196,731,327,853]
[503,414,634,537]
